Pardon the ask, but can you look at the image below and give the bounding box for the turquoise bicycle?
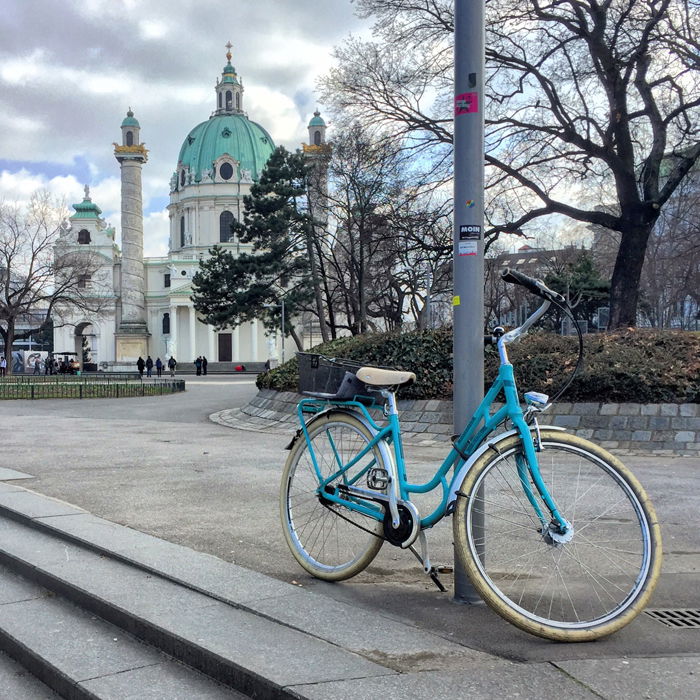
[280,268,662,641]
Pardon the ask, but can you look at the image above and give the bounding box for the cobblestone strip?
[212,393,699,456]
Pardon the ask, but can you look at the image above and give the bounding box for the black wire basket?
[297,353,377,403]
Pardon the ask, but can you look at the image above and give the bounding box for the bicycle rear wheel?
[280,411,384,580]
[453,430,662,641]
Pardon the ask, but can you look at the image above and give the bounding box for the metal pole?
[453,0,485,603]
[281,299,286,365]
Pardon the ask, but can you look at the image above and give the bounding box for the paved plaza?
[0,376,699,697]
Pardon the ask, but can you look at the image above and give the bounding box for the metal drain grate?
[645,609,700,628]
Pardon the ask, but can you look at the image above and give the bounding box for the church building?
[53,47,328,369]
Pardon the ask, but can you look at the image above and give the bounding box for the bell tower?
[114,108,150,361]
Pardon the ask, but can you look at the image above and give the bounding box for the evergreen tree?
[544,251,610,331]
[192,147,314,350]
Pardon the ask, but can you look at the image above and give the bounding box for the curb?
[212,390,700,455]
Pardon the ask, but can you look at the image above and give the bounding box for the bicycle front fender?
[446,425,566,511]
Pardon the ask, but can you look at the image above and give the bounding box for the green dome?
[71,199,102,219]
[221,61,238,84]
[177,114,275,182]
[121,109,140,127]
[308,111,326,127]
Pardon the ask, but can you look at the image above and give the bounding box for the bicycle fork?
[515,416,572,544]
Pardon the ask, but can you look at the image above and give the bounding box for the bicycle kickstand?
[409,532,446,592]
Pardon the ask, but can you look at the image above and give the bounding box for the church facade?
[53,49,327,369]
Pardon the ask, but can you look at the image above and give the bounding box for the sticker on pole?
[459,224,481,240]
[458,241,478,256]
[455,92,479,115]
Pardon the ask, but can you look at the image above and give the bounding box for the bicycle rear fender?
[446,425,566,511]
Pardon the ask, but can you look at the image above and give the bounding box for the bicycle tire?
[280,411,385,580]
[453,430,662,641]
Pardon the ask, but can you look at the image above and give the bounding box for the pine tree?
[192,146,314,350]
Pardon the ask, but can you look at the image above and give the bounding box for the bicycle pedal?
[367,468,389,490]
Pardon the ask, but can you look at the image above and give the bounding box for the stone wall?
[241,389,699,456]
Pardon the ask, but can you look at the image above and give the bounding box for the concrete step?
[0,565,244,699]
[0,485,404,699]
[0,649,60,699]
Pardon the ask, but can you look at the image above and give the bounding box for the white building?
[54,48,328,369]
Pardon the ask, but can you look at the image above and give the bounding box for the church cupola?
[214,42,244,115]
[308,110,327,146]
[121,108,141,147]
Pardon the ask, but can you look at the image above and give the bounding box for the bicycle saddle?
[356,366,416,388]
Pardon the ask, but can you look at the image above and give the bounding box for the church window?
[180,216,185,247]
[314,130,321,146]
[226,90,232,110]
[218,92,222,109]
[126,131,134,146]
[220,210,234,242]
[78,275,91,289]
[220,162,234,180]
[162,313,170,335]
[180,169,186,187]
[77,229,91,244]
[164,273,170,288]
[236,92,240,110]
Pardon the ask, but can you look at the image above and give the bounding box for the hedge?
[256,328,699,404]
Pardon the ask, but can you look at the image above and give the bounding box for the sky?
[0,0,369,256]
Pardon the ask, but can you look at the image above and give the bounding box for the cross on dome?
[225,41,233,62]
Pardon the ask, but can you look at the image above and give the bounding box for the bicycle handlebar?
[501,268,566,304]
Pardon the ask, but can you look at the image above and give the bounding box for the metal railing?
[0,375,186,400]
[3,372,142,384]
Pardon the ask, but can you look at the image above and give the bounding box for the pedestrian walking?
[202,356,208,375]
[167,356,177,376]
[0,355,6,377]
[195,356,202,376]
[155,357,163,377]
[145,355,154,377]
[33,358,41,375]
[136,356,145,378]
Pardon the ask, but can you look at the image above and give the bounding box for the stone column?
[207,324,215,361]
[251,320,258,361]
[233,326,240,361]
[169,304,178,359]
[189,306,196,361]
[114,129,150,361]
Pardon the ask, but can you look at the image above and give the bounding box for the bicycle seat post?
[381,388,398,416]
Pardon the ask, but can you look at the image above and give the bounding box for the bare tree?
[0,192,105,374]
[318,125,409,334]
[384,193,453,329]
[321,0,700,328]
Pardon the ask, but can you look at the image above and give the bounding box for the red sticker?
[455,92,479,115]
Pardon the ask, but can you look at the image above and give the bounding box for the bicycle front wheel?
[453,430,662,641]
[280,411,384,581]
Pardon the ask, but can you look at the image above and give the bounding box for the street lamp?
[263,299,286,365]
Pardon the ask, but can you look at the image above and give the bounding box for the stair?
[0,484,392,699]
[0,565,243,699]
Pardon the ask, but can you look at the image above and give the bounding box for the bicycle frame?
[297,300,569,535]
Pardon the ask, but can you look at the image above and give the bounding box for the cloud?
[144,210,170,257]
[0,0,369,247]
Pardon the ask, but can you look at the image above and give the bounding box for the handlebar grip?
[484,335,494,346]
[501,267,565,303]
[501,267,544,295]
